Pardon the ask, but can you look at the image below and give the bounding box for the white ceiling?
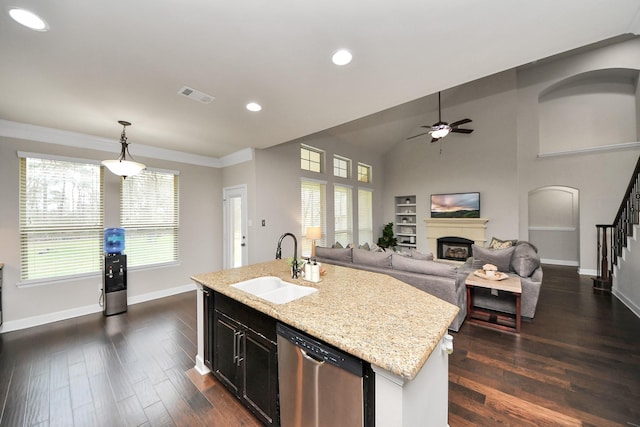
[1,0,639,160]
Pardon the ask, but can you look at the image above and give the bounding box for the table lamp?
[306,227,322,257]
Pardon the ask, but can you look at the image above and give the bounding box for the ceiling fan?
[407,92,474,142]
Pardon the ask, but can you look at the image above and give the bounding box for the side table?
[465,271,522,333]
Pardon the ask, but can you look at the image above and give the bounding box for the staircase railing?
[593,154,640,293]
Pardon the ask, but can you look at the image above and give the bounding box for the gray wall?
[251,133,384,263]
[382,71,520,251]
[516,37,640,273]
[383,37,640,275]
[0,135,222,326]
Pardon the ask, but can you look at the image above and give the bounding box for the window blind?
[19,156,104,283]
[121,169,179,268]
[300,179,326,256]
[334,185,352,246]
[358,188,373,246]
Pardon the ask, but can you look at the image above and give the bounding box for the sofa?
[314,240,543,332]
[314,246,469,331]
[462,241,543,320]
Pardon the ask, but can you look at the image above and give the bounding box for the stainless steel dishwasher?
[277,323,365,427]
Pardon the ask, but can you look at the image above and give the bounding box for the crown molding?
[537,141,640,158]
[0,119,253,168]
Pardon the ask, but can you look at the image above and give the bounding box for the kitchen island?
[192,260,459,426]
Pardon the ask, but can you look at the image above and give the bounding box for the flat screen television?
[430,192,480,218]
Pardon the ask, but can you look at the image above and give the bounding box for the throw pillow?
[510,241,540,277]
[333,241,343,249]
[370,243,384,252]
[352,248,392,268]
[315,247,352,262]
[488,237,518,249]
[409,249,434,261]
[471,244,515,273]
[359,242,371,251]
[392,254,456,277]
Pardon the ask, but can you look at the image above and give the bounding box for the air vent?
[178,86,215,104]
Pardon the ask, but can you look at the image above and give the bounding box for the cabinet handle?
[233,331,240,364]
[236,332,245,366]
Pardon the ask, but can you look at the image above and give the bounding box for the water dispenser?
[103,228,127,316]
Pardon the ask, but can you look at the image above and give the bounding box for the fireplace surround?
[424,218,489,261]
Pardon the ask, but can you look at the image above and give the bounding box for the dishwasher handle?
[300,348,326,365]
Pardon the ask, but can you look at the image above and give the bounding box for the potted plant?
[377,222,397,250]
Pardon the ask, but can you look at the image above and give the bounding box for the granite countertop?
[191,260,459,381]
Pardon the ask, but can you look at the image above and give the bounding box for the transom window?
[301,145,324,173]
[333,155,351,179]
[357,163,372,183]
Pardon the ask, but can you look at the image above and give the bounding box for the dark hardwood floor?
[1,264,638,426]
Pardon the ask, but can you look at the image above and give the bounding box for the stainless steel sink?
[231,276,317,304]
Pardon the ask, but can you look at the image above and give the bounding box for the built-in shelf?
[395,195,416,250]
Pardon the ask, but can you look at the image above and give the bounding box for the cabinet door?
[242,328,279,425]
[213,311,242,395]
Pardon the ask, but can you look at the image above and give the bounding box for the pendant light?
[102,120,146,178]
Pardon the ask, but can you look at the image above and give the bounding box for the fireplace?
[424,217,488,261]
[437,237,474,261]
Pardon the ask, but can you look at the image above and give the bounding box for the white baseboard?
[194,355,211,375]
[127,283,196,305]
[613,289,640,319]
[541,258,580,267]
[578,268,597,276]
[0,283,196,333]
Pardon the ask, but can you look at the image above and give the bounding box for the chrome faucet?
[276,232,299,279]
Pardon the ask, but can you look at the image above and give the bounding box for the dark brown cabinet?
[211,292,279,426]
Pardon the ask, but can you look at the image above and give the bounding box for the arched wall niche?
[538,68,639,155]
[528,186,579,266]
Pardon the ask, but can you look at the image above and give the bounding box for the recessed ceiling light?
[332,49,352,66]
[9,8,49,31]
[246,102,262,112]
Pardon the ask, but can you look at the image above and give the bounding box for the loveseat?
[462,241,543,320]
[314,246,468,331]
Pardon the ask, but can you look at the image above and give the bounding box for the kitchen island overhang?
[192,260,459,426]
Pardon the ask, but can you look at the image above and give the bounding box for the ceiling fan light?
[431,127,450,139]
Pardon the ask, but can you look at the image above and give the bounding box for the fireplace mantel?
[424,218,489,261]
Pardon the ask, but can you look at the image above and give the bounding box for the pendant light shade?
[102,121,145,178]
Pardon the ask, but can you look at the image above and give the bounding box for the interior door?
[223,185,248,268]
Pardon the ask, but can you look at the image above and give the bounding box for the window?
[334,185,353,246]
[121,169,179,268]
[333,155,351,179]
[19,154,103,283]
[357,163,372,183]
[300,179,326,256]
[358,189,373,246]
[301,145,324,173]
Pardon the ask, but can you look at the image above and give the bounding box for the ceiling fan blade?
[406,132,429,140]
[431,137,440,143]
[451,128,474,134]
[450,118,472,127]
